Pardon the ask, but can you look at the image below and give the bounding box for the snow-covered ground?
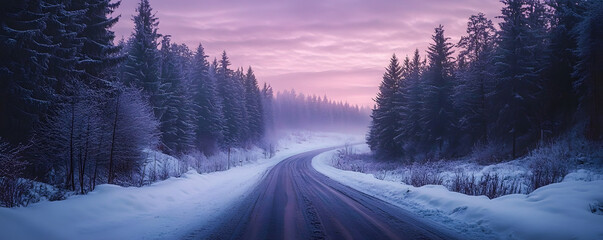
[313,146,603,240]
[0,131,362,240]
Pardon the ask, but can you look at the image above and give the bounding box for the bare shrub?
[0,139,32,207]
[449,171,523,199]
[450,171,477,194]
[528,143,570,191]
[181,150,205,173]
[403,164,443,187]
[529,157,568,191]
[331,144,370,173]
[160,160,170,180]
[260,141,276,159]
[374,170,388,180]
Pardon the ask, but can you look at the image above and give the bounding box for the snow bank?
[313,148,603,240]
[0,131,362,240]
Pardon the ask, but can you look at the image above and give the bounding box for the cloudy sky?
[111,0,503,106]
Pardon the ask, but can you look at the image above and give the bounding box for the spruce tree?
[0,0,55,143]
[215,51,239,148]
[158,36,183,154]
[367,54,403,158]
[393,50,425,159]
[244,67,264,143]
[261,83,274,138]
[493,0,549,157]
[573,0,603,140]
[232,67,249,145]
[545,0,586,134]
[122,0,163,120]
[190,44,223,154]
[422,25,455,153]
[453,13,496,147]
[71,0,122,89]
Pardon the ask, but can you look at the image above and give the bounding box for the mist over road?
[194,148,457,240]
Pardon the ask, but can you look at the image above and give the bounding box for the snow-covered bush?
[403,163,444,187]
[107,86,161,186]
[450,171,523,198]
[331,144,370,173]
[526,143,571,190]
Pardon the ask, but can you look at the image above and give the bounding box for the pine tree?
[422,25,455,153]
[261,83,274,138]
[233,67,249,145]
[367,54,403,158]
[244,67,264,143]
[573,0,603,140]
[453,13,497,148]
[44,0,86,98]
[171,42,196,153]
[71,0,122,89]
[393,50,426,159]
[215,51,241,148]
[0,0,58,144]
[122,0,163,120]
[545,0,586,134]
[190,44,223,155]
[493,0,549,158]
[158,36,184,154]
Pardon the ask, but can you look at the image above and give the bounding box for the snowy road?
[194,148,457,240]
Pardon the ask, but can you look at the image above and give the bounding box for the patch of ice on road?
[312,148,603,240]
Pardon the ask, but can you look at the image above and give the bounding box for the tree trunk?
[68,101,75,191]
[512,130,516,159]
[80,117,90,194]
[92,130,104,191]
[589,41,602,140]
[480,74,487,143]
[108,93,120,184]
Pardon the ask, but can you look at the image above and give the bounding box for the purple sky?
[111,0,502,106]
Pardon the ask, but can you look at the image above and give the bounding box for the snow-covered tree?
[0,0,58,144]
[158,36,196,154]
[71,0,122,89]
[453,13,497,148]
[421,25,456,153]
[106,84,160,185]
[261,83,274,138]
[273,89,367,131]
[493,0,549,158]
[394,49,426,158]
[244,67,264,143]
[215,51,248,150]
[367,54,403,158]
[122,0,163,120]
[34,85,104,192]
[190,44,223,155]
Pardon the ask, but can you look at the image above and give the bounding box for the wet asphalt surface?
[188,148,458,240]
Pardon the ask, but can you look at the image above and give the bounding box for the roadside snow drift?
[0,132,362,240]
[313,148,603,240]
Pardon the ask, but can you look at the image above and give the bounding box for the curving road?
[193,148,458,240]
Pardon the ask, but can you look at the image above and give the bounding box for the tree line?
[0,0,365,200]
[273,89,369,131]
[368,0,602,161]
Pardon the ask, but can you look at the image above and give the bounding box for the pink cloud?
[111,0,503,106]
